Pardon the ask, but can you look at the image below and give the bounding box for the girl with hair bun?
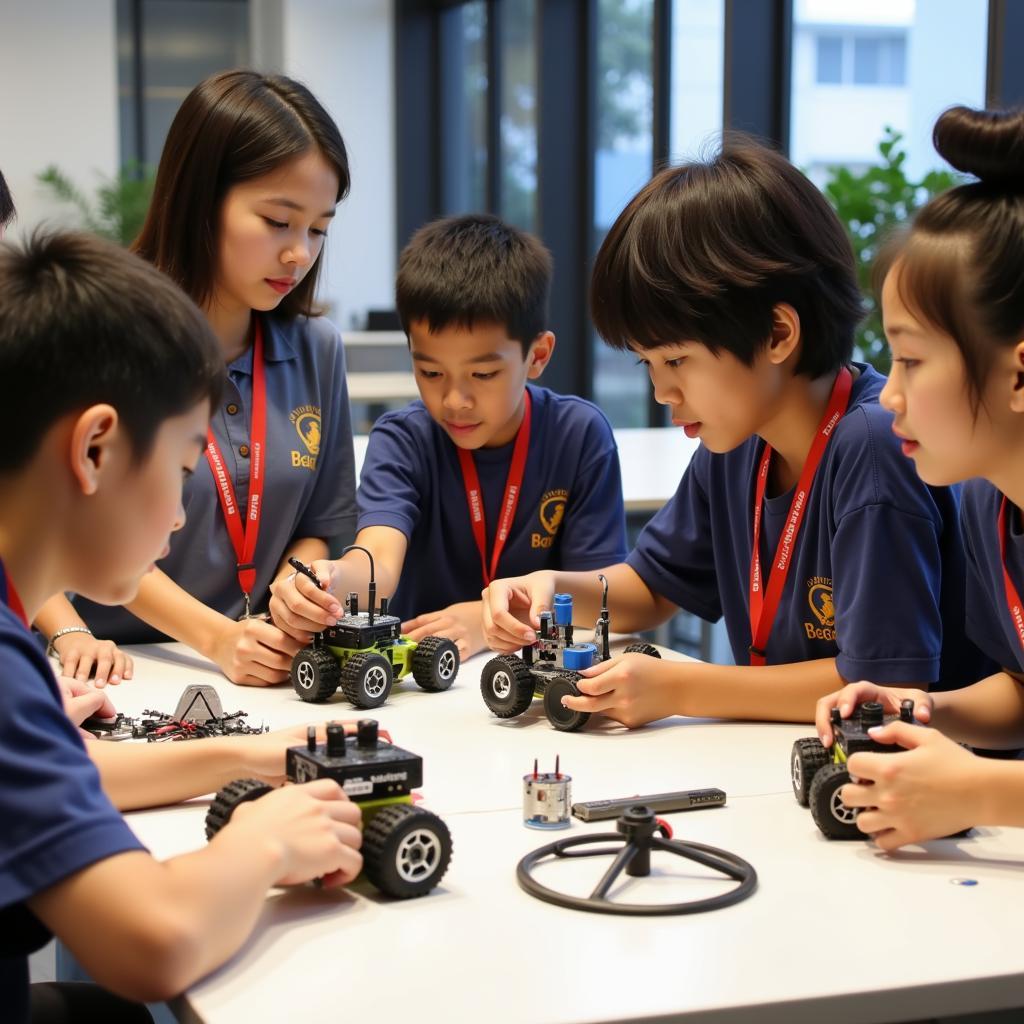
[815,104,1024,850]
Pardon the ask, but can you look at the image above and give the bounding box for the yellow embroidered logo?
[804,576,836,641]
[532,489,568,549]
[289,405,321,471]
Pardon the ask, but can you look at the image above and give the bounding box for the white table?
[112,642,1024,1024]
[351,427,697,514]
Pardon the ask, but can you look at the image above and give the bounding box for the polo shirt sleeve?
[625,451,722,622]
[295,326,357,541]
[830,503,944,683]
[356,414,428,540]
[0,630,144,913]
[556,415,628,570]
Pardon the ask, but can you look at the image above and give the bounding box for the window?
[499,0,538,232]
[814,32,907,88]
[815,35,843,84]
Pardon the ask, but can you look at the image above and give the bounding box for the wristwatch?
[46,626,94,658]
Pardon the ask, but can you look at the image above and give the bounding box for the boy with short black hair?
[270,214,626,657]
[481,139,990,726]
[0,231,362,1022]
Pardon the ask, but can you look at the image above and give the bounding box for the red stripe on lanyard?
[2,566,29,629]
[998,496,1024,654]
[457,390,532,588]
[206,318,266,615]
[748,367,853,666]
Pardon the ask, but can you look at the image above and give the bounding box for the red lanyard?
[998,496,1024,653]
[1,565,29,629]
[206,318,267,618]
[457,390,532,587]
[748,367,853,666]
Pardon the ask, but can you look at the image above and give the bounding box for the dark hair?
[873,105,1024,410]
[0,169,14,231]
[133,69,350,317]
[591,137,864,378]
[0,231,223,474]
[396,214,553,354]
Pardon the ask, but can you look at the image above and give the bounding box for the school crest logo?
[290,405,321,470]
[532,489,568,549]
[804,576,836,641]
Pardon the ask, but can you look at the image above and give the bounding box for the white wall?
[273,0,397,331]
[0,1,120,237]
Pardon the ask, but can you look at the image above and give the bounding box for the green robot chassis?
[205,719,452,899]
[290,545,460,709]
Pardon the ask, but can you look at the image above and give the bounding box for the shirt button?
[226,403,239,415]
[239,444,250,458]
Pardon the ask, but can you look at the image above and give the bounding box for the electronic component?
[571,788,726,822]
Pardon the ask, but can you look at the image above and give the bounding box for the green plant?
[37,163,155,246]
[822,127,959,372]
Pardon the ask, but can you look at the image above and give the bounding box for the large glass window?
[592,0,654,429]
[440,1,488,216]
[499,0,538,231]
[669,0,725,162]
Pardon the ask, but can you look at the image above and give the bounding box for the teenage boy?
[0,231,362,1022]
[270,214,627,657]
[480,141,990,727]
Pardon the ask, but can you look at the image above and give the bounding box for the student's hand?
[815,682,934,747]
[402,601,484,660]
[209,616,307,687]
[221,778,363,888]
[56,675,119,727]
[561,653,685,729]
[481,571,558,653]
[842,722,981,851]
[52,632,134,686]
[268,558,343,640]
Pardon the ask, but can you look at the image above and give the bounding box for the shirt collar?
[227,314,300,375]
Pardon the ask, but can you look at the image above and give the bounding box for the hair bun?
[933,105,1024,187]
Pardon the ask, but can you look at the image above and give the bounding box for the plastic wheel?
[411,636,460,692]
[791,737,831,806]
[480,654,535,718]
[340,651,394,709]
[205,778,272,840]
[362,804,453,898]
[543,672,591,732]
[623,642,661,659]
[809,763,860,840]
[291,646,341,703]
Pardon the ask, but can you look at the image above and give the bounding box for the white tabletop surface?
[110,641,1024,1024]
[351,427,697,513]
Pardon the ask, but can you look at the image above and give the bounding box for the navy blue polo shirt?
[77,313,357,641]
[357,384,627,619]
[627,364,989,689]
[0,563,144,1024]
[961,479,1024,674]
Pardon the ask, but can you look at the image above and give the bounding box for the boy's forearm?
[333,526,407,607]
[551,563,673,632]
[932,671,1024,748]
[126,568,227,656]
[673,658,845,722]
[979,758,1024,827]
[89,737,246,811]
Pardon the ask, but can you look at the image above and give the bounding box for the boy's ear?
[1009,340,1024,414]
[68,404,121,496]
[766,303,801,366]
[526,331,556,379]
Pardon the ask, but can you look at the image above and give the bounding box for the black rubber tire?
[623,642,661,659]
[480,655,535,718]
[290,646,341,703]
[340,651,394,709]
[205,778,272,840]
[411,636,460,692]
[791,737,831,807]
[362,804,453,898]
[543,672,591,733]
[809,763,860,840]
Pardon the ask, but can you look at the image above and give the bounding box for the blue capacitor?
[563,642,597,670]
[553,593,573,625]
